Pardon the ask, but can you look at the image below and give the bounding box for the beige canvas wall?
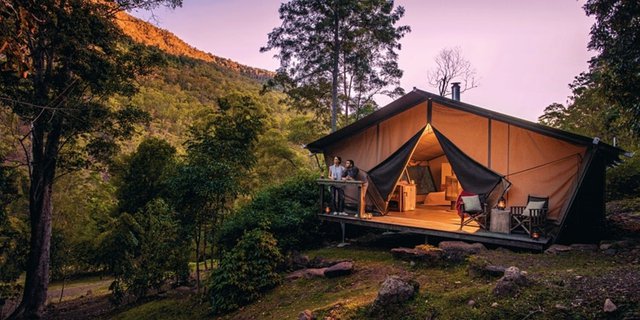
[431,103,489,166]
[324,102,427,172]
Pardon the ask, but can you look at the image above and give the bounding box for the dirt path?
[46,279,113,304]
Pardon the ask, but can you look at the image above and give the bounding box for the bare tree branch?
[427,47,479,97]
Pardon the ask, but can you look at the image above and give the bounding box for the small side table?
[490,209,511,234]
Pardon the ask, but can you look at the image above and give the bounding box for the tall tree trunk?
[203,223,208,270]
[194,224,201,294]
[10,117,62,319]
[331,6,340,133]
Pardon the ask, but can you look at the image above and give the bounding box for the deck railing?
[316,179,365,218]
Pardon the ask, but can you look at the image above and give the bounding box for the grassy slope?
[112,244,640,320]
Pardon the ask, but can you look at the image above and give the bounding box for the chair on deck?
[510,195,549,237]
[458,193,488,229]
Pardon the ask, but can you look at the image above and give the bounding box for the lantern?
[532,232,540,240]
[325,206,331,214]
[497,197,506,210]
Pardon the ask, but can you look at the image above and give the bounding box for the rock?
[603,248,617,255]
[308,257,345,268]
[503,267,528,286]
[603,299,617,313]
[491,302,499,307]
[390,246,443,265]
[467,299,476,307]
[438,241,486,262]
[298,309,315,320]
[545,244,572,254]
[555,304,569,311]
[324,261,354,278]
[485,265,507,277]
[337,242,350,248]
[599,243,613,251]
[291,252,310,270]
[373,276,419,308]
[493,278,519,297]
[286,268,328,280]
[570,243,598,251]
[493,266,529,297]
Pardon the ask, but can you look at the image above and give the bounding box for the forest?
[1,0,639,319]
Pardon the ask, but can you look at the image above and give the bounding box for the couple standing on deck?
[328,156,359,215]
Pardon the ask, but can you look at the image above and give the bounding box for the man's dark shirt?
[344,166,359,180]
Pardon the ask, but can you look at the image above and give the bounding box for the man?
[343,159,359,180]
[328,156,346,214]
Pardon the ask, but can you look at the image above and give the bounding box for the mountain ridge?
[115,11,274,81]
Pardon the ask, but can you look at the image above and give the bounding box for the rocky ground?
[8,201,639,320]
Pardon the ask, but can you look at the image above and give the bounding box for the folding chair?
[510,195,549,237]
[459,194,488,229]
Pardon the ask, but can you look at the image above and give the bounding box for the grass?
[111,297,210,320]
[109,243,640,320]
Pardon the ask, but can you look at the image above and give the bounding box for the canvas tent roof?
[307,88,626,242]
[306,88,623,165]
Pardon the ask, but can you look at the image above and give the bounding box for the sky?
[131,0,595,122]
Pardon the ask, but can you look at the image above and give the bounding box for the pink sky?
[132,0,595,122]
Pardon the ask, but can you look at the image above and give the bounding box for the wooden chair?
[510,195,549,237]
[459,194,488,229]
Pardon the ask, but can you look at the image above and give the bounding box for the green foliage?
[106,199,187,303]
[261,0,410,129]
[606,154,640,200]
[114,137,177,214]
[207,229,283,315]
[217,172,321,253]
[584,0,640,135]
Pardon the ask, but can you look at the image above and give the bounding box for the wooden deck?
[319,204,550,250]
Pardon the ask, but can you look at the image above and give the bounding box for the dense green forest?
[1,0,639,319]
[0,32,324,310]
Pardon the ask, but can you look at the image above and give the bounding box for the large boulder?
[286,268,328,281]
[493,266,529,297]
[373,276,419,309]
[390,245,444,266]
[467,255,505,278]
[324,261,354,278]
[438,241,486,262]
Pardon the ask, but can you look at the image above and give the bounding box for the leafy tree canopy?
[261,0,410,130]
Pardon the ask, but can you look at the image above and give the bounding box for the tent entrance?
[370,124,510,232]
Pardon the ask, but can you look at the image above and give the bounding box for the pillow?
[461,195,482,213]
[524,201,546,216]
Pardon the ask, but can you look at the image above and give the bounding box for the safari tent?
[307,88,624,249]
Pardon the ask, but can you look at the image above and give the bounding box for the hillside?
[115,11,274,81]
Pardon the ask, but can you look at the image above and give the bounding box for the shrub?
[607,151,640,200]
[207,229,283,315]
[217,172,321,253]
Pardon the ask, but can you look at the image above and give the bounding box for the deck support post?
[340,222,346,244]
[425,235,429,244]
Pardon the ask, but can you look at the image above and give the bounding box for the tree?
[0,0,181,318]
[261,0,410,131]
[426,47,478,97]
[114,137,177,214]
[170,94,266,292]
[584,0,640,136]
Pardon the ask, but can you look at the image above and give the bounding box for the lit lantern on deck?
[532,232,540,240]
[325,206,331,214]
[497,197,507,210]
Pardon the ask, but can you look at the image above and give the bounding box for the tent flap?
[367,127,426,213]
[433,127,511,209]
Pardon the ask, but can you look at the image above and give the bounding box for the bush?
[217,172,321,253]
[207,229,283,315]
[607,152,640,200]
